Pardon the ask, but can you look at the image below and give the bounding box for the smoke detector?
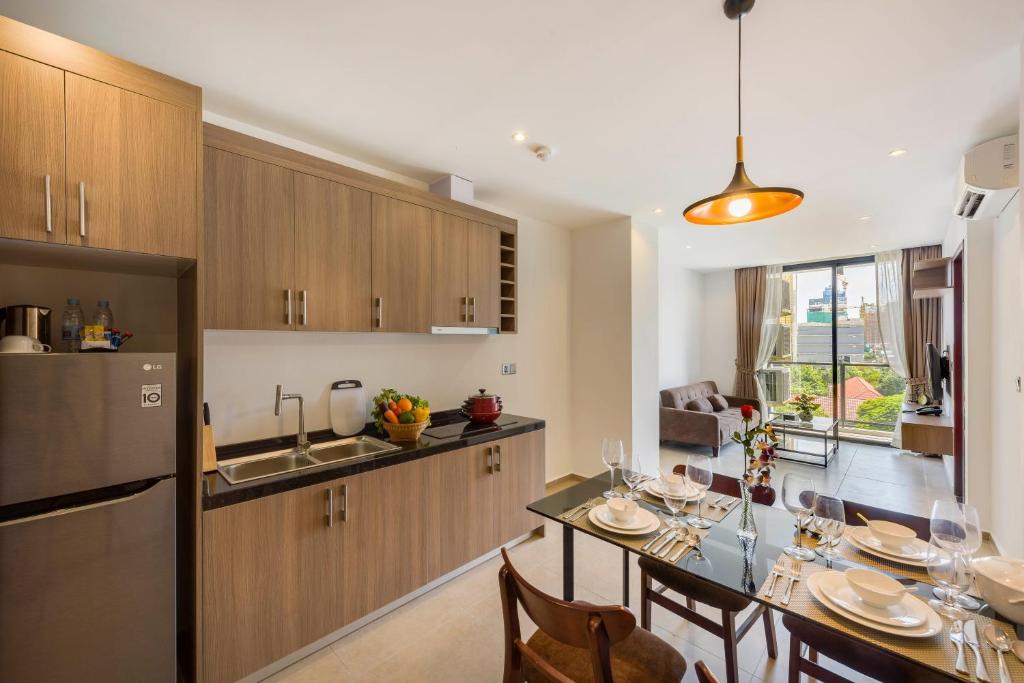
[533,145,553,162]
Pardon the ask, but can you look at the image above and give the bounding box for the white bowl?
[866,520,917,551]
[606,497,639,524]
[973,556,1024,625]
[845,568,907,608]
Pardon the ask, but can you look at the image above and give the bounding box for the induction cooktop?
[422,414,518,440]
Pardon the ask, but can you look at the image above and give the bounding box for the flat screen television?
[925,342,950,404]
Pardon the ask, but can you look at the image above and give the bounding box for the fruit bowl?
[382,420,428,443]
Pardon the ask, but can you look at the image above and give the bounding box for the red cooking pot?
[461,388,503,424]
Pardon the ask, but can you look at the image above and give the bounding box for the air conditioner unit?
[953,134,1019,220]
[763,367,791,404]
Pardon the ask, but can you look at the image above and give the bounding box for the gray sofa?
[659,381,762,456]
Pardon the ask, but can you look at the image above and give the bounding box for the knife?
[950,620,968,675]
[641,528,672,552]
[658,533,680,559]
[965,619,991,683]
[650,529,677,555]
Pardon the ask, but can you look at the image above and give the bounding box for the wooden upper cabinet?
[467,221,500,328]
[294,174,372,332]
[204,147,295,330]
[431,211,470,326]
[371,195,432,333]
[0,51,66,244]
[65,74,197,257]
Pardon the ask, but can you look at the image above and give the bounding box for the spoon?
[983,623,1013,683]
[856,512,871,525]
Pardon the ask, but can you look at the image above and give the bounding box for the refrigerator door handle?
[0,479,164,528]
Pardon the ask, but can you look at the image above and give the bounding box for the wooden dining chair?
[639,555,776,683]
[694,660,721,683]
[498,548,687,682]
[671,464,776,506]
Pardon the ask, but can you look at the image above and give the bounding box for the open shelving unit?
[499,231,517,333]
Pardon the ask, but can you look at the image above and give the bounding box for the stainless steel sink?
[310,435,400,463]
[218,451,320,484]
[217,435,400,484]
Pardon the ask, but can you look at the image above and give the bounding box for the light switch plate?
[501,363,517,376]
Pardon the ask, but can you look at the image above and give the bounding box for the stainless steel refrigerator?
[0,353,176,682]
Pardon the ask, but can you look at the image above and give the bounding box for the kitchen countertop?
[202,413,545,510]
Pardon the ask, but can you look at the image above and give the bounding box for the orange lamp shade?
[684,136,803,225]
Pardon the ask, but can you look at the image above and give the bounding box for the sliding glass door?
[762,257,905,440]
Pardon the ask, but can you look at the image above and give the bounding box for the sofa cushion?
[684,397,714,413]
[709,394,729,412]
[660,389,682,409]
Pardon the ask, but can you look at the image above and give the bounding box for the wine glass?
[930,500,982,610]
[659,472,689,529]
[622,451,647,501]
[812,494,846,561]
[926,538,970,620]
[684,454,713,530]
[781,474,816,561]
[601,438,623,499]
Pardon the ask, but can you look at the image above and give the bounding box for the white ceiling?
[3,0,1021,270]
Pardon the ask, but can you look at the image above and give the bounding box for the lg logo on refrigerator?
[141,384,163,408]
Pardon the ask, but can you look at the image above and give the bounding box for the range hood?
[431,326,498,335]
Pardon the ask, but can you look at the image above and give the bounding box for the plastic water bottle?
[93,299,114,330]
[60,298,85,353]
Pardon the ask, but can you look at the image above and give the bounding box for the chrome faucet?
[275,384,310,455]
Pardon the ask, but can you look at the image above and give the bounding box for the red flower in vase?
[740,404,754,420]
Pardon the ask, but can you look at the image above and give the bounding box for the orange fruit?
[397,398,413,413]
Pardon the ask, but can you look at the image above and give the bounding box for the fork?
[709,494,726,509]
[567,499,598,522]
[764,560,786,598]
[781,559,802,606]
[950,620,968,675]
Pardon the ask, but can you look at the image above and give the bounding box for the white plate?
[817,573,926,627]
[594,505,653,530]
[642,478,706,502]
[846,527,929,567]
[808,571,942,638]
[588,506,660,535]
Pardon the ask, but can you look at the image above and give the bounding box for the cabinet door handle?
[470,297,477,323]
[78,182,86,237]
[325,488,334,528]
[375,297,384,329]
[44,175,52,233]
[462,296,468,323]
[300,290,308,326]
[495,444,502,472]
[486,447,494,474]
[285,289,293,326]
[340,484,348,522]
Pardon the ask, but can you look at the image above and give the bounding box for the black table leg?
[622,548,630,606]
[562,524,574,601]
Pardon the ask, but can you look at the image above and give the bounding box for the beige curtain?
[902,245,943,397]
[734,266,768,400]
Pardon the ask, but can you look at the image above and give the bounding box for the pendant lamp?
[683,0,803,225]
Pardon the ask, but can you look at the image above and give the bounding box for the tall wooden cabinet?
[371,195,432,332]
[0,50,65,244]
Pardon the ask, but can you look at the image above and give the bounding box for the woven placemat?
[562,498,711,563]
[614,483,740,523]
[757,554,1022,681]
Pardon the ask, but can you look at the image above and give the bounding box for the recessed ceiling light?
[512,131,527,143]
[858,216,872,221]
[653,208,664,214]
[685,245,693,250]
[870,244,879,249]
[888,148,907,157]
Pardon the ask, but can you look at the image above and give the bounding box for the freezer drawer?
[0,476,175,682]
[0,353,176,506]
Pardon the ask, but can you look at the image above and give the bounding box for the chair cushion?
[639,556,753,613]
[684,397,714,413]
[709,394,729,412]
[523,626,686,683]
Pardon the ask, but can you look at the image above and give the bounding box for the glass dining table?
[527,473,1019,682]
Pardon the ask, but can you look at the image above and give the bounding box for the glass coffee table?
[768,414,839,467]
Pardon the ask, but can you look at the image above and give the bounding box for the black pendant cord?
[737,13,742,137]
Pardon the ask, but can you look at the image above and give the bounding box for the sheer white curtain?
[754,264,785,411]
[875,250,909,447]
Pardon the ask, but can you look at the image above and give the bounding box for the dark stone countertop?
[202,413,545,510]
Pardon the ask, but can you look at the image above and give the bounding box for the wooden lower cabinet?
[202,431,544,682]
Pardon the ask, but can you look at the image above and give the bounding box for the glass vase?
[736,479,758,540]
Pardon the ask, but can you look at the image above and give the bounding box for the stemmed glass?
[684,454,713,530]
[926,538,971,620]
[930,500,981,610]
[812,494,846,561]
[781,474,817,561]
[659,472,689,530]
[601,438,623,499]
[622,451,647,501]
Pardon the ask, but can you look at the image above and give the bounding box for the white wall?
[657,230,704,390]
[630,221,660,471]
[569,218,632,477]
[202,117,574,482]
[699,270,737,395]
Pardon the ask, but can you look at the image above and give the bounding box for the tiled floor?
[265,441,952,682]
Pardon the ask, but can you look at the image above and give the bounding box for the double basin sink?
[218,435,401,484]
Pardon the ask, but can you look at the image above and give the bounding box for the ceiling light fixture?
[654,207,664,214]
[888,148,907,157]
[858,215,872,221]
[684,0,803,226]
[686,245,694,249]
[512,131,527,143]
